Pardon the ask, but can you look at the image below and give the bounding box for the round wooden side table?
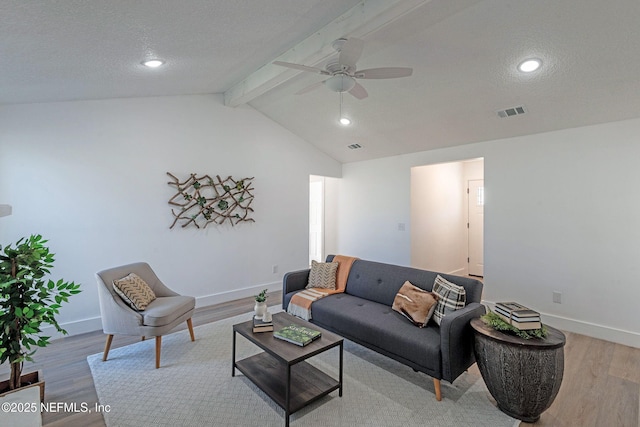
[471,317,566,422]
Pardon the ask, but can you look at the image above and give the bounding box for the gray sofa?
[282,255,485,401]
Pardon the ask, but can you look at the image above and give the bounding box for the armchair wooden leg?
[141,336,145,341]
[102,334,114,362]
[433,378,442,401]
[155,336,162,369]
[186,318,195,342]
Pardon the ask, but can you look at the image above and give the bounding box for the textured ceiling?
[0,0,361,103]
[2,0,640,163]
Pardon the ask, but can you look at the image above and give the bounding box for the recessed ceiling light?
[339,117,352,126]
[518,58,541,73]
[142,59,165,68]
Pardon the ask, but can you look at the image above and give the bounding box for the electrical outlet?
[553,291,562,304]
[397,223,405,231]
[272,265,278,274]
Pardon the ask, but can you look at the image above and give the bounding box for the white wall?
[337,118,640,348]
[0,94,341,336]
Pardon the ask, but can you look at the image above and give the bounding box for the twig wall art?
[167,172,255,228]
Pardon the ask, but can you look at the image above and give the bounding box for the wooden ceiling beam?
[223,0,432,107]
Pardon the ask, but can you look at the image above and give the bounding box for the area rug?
[88,311,518,427]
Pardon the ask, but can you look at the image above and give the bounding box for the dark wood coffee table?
[232,312,343,427]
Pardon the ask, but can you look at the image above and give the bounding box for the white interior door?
[468,179,484,277]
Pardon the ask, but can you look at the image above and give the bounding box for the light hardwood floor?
[2,291,638,427]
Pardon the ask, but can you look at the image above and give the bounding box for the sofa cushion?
[392,281,438,327]
[306,260,338,289]
[432,275,466,325]
[311,294,442,373]
[141,296,196,327]
[344,260,438,306]
[113,273,156,310]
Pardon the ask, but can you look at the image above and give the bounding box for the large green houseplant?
[0,235,81,391]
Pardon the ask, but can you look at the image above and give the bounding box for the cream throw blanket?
[287,255,358,320]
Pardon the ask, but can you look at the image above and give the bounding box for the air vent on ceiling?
[497,105,526,118]
[347,143,362,150]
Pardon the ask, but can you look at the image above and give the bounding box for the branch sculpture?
[167,172,255,229]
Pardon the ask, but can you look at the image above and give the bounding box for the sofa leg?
[102,334,114,362]
[155,336,162,369]
[433,378,442,401]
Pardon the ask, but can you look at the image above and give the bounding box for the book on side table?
[273,324,321,346]
[494,301,542,330]
[252,317,274,333]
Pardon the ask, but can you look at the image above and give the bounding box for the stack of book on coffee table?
[494,302,541,330]
[252,317,274,333]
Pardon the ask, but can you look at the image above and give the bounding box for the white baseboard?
[483,300,640,349]
[43,281,283,339]
[446,267,466,276]
[41,316,103,340]
[195,281,282,309]
[539,313,640,349]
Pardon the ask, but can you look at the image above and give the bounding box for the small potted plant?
[0,234,81,401]
[254,289,268,319]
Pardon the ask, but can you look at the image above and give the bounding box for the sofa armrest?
[439,302,487,382]
[282,269,310,309]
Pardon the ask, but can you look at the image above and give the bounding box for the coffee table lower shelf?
[235,352,340,414]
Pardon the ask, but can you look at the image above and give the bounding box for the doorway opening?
[309,175,339,266]
[309,176,324,265]
[410,158,484,277]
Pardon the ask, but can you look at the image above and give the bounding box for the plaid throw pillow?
[113,273,156,311]
[432,275,466,325]
[306,260,338,289]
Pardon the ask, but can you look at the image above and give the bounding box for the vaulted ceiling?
[2,0,640,163]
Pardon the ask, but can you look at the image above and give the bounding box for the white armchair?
[96,262,195,368]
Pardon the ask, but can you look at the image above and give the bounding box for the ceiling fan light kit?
[325,75,356,92]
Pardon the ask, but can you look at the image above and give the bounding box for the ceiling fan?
[273,38,413,100]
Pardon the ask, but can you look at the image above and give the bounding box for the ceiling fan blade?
[273,61,329,75]
[348,82,368,100]
[338,38,364,69]
[295,80,325,95]
[354,67,413,79]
